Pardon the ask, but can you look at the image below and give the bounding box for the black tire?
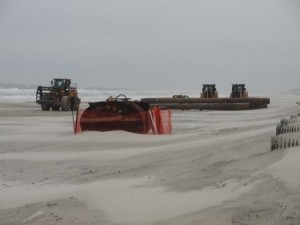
[52,106,60,111]
[41,104,50,111]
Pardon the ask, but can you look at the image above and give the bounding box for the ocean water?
[0,84,198,102]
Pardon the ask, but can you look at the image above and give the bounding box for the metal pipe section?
[141,97,270,110]
[141,97,270,104]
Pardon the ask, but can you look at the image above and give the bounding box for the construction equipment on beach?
[142,83,269,110]
[36,78,80,111]
[74,94,172,134]
[200,84,218,99]
[141,97,270,110]
[230,84,248,98]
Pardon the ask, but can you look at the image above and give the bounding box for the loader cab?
[202,84,216,93]
[52,79,71,89]
[201,84,218,98]
[232,84,245,92]
[230,84,248,98]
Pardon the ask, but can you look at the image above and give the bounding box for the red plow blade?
[74,97,172,135]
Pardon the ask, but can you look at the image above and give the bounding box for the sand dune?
[1,92,300,225]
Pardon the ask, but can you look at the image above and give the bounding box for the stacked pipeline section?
[141,97,270,110]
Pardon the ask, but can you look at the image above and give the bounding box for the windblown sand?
[1,93,300,225]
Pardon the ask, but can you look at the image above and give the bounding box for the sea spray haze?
[0,83,198,102]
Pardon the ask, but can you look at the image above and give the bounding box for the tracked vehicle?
[200,84,218,98]
[36,78,80,111]
[142,84,270,110]
[230,84,248,98]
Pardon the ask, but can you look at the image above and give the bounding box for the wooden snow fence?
[271,136,299,151]
[271,113,300,151]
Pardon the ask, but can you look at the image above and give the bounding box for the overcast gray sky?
[0,0,299,92]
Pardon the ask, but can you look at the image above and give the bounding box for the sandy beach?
[1,92,300,225]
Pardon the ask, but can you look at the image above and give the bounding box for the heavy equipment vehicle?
[200,84,218,98]
[36,78,80,111]
[76,94,172,134]
[142,84,270,110]
[230,84,248,98]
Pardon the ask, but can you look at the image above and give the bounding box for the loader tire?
[41,104,50,111]
[52,106,60,111]
[61,96,70,111]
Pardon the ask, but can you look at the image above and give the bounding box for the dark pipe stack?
[141,97,270,110]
